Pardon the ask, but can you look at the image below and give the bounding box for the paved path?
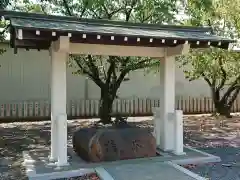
[191,147,240,180]
[102,162,196,180]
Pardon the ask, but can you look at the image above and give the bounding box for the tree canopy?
[180,0,240,116]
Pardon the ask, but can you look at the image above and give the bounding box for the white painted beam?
[69,43,165,57]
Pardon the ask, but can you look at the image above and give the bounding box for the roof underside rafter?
[0,10,236,53]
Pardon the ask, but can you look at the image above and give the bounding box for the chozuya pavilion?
[0,10,235,180]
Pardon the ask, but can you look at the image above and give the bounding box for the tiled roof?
[0,10,236,50]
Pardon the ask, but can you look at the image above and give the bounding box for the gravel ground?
[186,147,240,180]
[0,115,240,180]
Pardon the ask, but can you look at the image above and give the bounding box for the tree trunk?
[214,101,232,118]
[211,88,232,118]
[99,89,114,124]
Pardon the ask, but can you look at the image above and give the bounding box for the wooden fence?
[0,97,240,120]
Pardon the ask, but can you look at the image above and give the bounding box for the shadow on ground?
[0,116,239,180]
[0,120,93,180]
[187,147,240,180]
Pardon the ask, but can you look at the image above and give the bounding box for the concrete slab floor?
[22,146,220,180]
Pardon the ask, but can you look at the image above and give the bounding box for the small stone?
[221,163,232,167]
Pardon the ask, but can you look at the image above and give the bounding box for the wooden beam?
[14,39,50,49]
[18,29,58,41]
[11,29,225,51]
[19,29,183,48]
[69,43,165,57]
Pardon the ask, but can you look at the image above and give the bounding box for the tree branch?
[80,8,86,18]
[79,0,89,18]
[125,0,137,22]
[112,69,128,94]
[212,88,220,103]
[74,59,92,76]
[221,75,240,102]
[74,57,103,87]
[110,58,152,93]
[125,58,154,72]
[112,67,117,83]
[0,24,9,35]
[86,55,101,79]
[39,4,48,14]
[109,8,124,17]
[102,2,124,19]
[89,9,102,19]
[228,88,240,106]
[140,13,153,23]
[102,4,110,19]
[99,60,107,80]
[62,0,73,16]
[106,57,115,85]
[217,58,227,90]
[201,72,212,87]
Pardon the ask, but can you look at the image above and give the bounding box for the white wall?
[0,44,211,103]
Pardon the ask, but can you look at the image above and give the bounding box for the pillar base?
[153,107,185,155]
[172,151,186,156]
[55,161,70,168]
[57,114,68,167]
[48,155,57,162]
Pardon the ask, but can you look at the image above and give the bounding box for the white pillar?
[50,50,58,162]
[57,113,69,166]
[152,107,161,146]
[159,56,175,151]
[173,110,185,155]
[50,49,68,166]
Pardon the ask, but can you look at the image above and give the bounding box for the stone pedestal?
[73,127,156,162]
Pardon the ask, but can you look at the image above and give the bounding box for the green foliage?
[0,0,9,9]
[0,0,47,56]
[47,0,178,22]
[45,0,179,90]
[0,19,7,55]
[180,0,240,116]
[182,0,240,86]
[180,48,240,86]
[185,0,214,26]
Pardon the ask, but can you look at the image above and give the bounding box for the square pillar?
[173,110,185,155]
[159,56,175,151]
[50,49,68,166]
[152,107,161,146]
